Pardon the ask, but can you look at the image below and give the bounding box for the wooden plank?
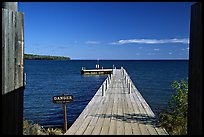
[91,102,106,135]
[108,84,118,135]
[65,69,168,135]
[125,91,136,135]
[2,9,24,93]
[155,126,169,135]
[116,88,125,135]
[92,93,110,135]
[2,9,9,94]
[133,83,168,134]
[74,115,92,135]
[123,94,133,135]
[83,126,95,135]
[2,9,6,94]
[146,124,158,135]
[100,88,114,135]
[128,89,142,135]
[132,88,151,135]
[2,8,24,135]
[66,94,100,134]
[83,97,106,135]
[15,11,24,89]
[7,10,15,93]
[66,93,102,134]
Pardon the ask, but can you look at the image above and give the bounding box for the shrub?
[23,119,64,135]
[159,80,188,135]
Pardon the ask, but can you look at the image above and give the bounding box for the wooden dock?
[81,69,113,75]
[65,67,168,135]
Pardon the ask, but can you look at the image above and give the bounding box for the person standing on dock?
[96,59,100,69]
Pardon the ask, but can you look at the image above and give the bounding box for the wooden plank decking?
[65,68,168,135]
[81,69,113,75]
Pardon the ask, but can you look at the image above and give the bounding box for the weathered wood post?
[121,67,123,76]
[129,81,131,94]
[62,103,67,132]
[102,83,106,96]
[127,79,129,89]
[106,79,109,90]
[2,2,24,135]
[125,75,127,85]
[188,2,202,135]
[108,74,111,84]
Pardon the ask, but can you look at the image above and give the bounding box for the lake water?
[24,60,188,128]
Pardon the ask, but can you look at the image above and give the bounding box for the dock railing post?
[108,74,111,84]
[126,77,129,88]
[124,75,126,84]
[129,82,131,94]
[111,75,112,84]
[102,83,105,96]
[121,66,123,75]
[106,79,109,90]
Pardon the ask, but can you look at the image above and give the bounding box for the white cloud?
[169,52,173,55]
[135,53,140,56]
[153,48,160,51]
[147,53,156,55]
[110,38,189,45]
[85,41,100,44]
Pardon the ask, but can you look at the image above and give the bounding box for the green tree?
[159,80,188,135]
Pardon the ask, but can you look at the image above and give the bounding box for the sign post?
[53,94,74,132]
[62,103,67,131]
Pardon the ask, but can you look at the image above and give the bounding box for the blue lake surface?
[24,60,188,128]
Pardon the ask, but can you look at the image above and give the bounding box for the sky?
[18,2,193,60]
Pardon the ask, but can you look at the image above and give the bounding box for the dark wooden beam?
[2,2,24,135]
[188,2,202,135]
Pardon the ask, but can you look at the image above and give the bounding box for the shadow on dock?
[90,113,160,126]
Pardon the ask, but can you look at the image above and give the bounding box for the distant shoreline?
[66,59,189,61]
[24,54,70,60]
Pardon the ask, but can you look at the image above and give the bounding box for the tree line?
[24,54,70,60]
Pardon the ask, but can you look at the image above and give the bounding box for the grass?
[23,119,64,135]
